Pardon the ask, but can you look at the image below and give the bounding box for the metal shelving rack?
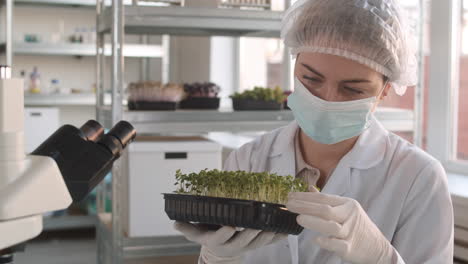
[2,0,13,66]
[123,108,415,135]
[96,4,283,37]
[1,0,167,108]
[0,42,164,58]
[95,2,289,263]
[95,1,424,264]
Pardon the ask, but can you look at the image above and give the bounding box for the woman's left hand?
[286,192,396,264]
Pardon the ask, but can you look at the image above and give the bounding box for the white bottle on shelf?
[28,67,41,94]
[50,79,60,94]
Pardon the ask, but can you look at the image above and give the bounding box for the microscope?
[0,66,136,263]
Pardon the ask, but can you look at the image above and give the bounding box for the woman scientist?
[175,0,454,263]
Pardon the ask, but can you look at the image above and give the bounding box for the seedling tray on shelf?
[179,97,220,110]
[232,98,283,111]
[128,101,177,111]
[163,193,303,235]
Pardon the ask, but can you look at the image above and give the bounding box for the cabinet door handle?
[30,112,42,117]
[165,152,188,159]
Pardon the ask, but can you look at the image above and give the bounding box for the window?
[378,0,429,145]
[457,0,468,160]
[239,38,286,92]
[426,0,468,173]
[238,0,289,92]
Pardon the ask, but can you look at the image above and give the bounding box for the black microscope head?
[31,120,136,202]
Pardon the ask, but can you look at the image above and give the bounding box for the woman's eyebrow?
[301,63,325,79]
[342,79,372,83]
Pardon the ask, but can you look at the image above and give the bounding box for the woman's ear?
[379,82,392,100]
[371,82,392,113]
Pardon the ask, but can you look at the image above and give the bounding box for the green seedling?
[230,86,287,104]
[173,169,309,205]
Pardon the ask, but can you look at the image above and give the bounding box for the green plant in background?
[174,169,309,204]
[230,86,287,104]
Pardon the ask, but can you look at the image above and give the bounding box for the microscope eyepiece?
[106,121,136,149]
[98,135,123,157]
[80,120,104,142]
[97,121,136,158]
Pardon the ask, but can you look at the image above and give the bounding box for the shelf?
[25,93,97,106]
[43,215,96,231]
[13,0,183,7]
[0,43,163,58]
[24,93,125,106]
[123,109,293,134]
[121,107,414,134]
[14,0,96,7]
[98,6,282,37]
[219,3,271,9]
[97,213,200,259]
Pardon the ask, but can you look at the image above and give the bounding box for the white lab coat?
[223,117,454,264]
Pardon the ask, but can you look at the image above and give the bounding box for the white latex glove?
[174,221,287,264]
[286,192,396,264]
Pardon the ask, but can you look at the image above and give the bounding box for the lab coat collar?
[267,122,298,179]
[269,121,299,158]
[268,116,388,170]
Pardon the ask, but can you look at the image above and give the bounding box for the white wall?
[14,55,96,93]
[58,105,95,127]
[13,6,95,44]
[169,36,211,83]
[168,0,215,83]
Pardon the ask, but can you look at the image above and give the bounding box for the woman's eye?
[303,75,321,83]
[344,86,364,95]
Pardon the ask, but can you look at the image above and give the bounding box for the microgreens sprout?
[174,169,309,204]
[230,86,287,104]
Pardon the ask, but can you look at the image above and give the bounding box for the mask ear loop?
[371,80,390,112]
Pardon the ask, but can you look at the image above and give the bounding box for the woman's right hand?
[174,221,287,264]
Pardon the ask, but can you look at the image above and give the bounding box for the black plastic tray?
[128,101,177,111]
[232,98,283,111]
[163,193,303,235]
[179,97,220,110]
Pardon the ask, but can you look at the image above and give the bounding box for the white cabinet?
[24,107,60,153]
[124,138,222,237]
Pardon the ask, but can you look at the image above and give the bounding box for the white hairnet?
[281,0,418,95]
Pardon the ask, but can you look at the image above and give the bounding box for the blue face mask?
[287,77,377,145]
